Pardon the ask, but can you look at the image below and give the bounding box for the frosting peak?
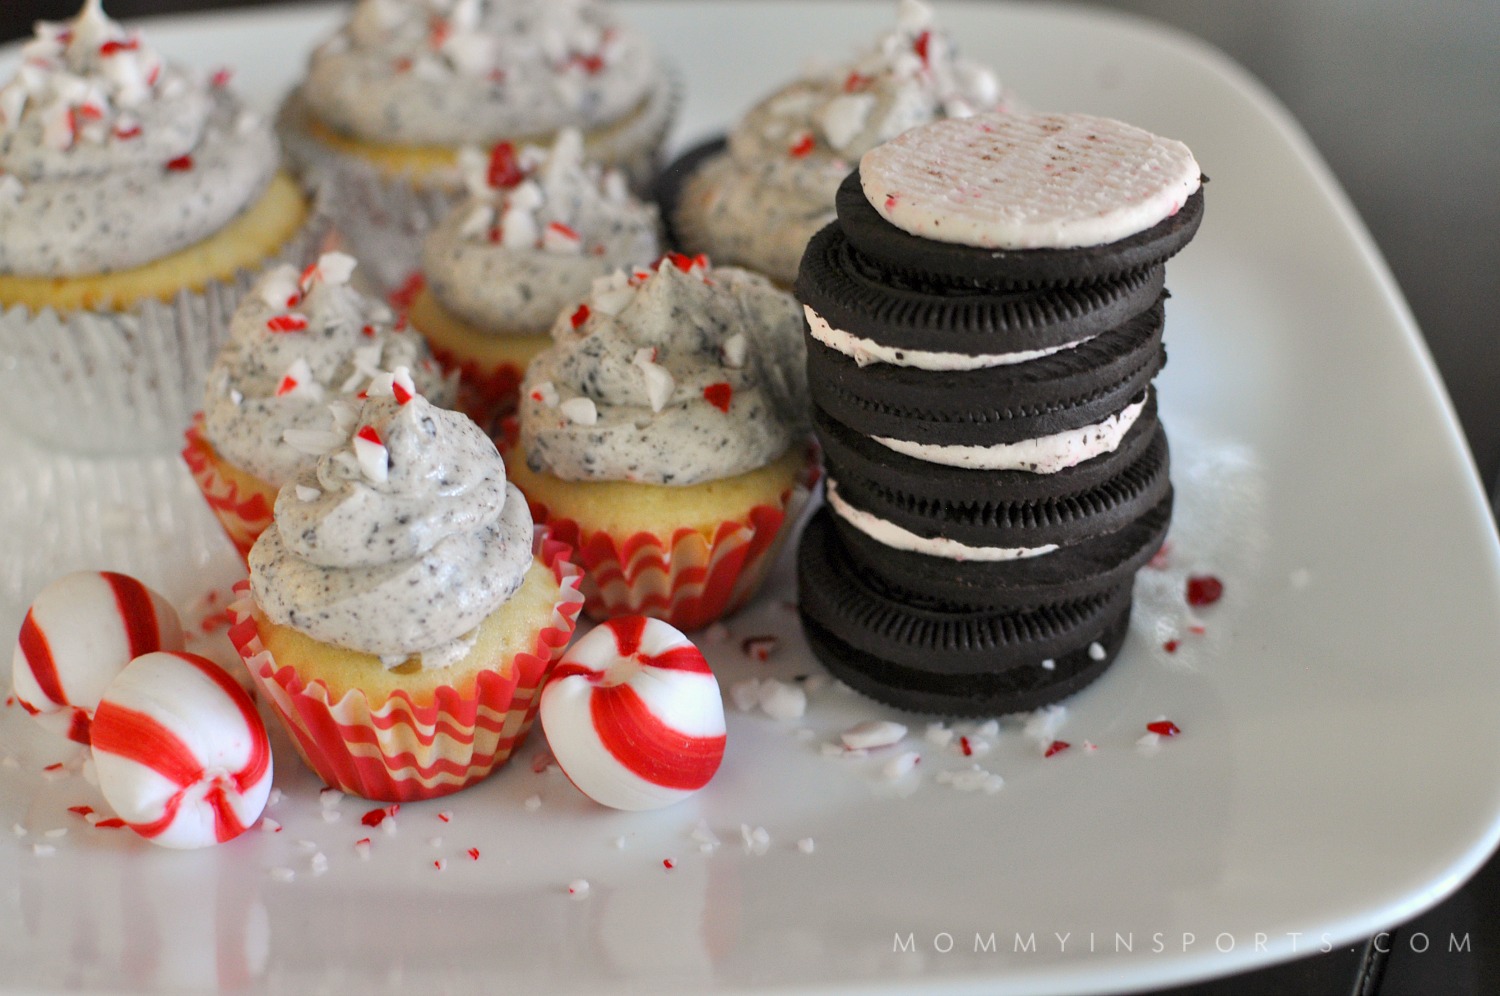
[303,0,661,146]
[202,253,455,487]
[0,0,278,276]
[423,129,661,333]
[249,391,534,668]
[519,255,808,485]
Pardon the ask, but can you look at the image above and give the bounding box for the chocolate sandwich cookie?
[808,300,1166,450]
[816,394,1171,558]
[796,222,1167,357]
[839,112,1204,290]
[797,510,1133,716]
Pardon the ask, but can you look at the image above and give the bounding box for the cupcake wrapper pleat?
[530,476,811,632]
[181,415,277,562]
[0,210,330,455]
[228,531,584,802]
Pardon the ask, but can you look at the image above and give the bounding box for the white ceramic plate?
[4,3,1499,994]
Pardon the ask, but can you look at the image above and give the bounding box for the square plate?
[3,3,1499,993]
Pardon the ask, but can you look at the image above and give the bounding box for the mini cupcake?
[666,0,1009,287]
[409,129,660,425]
[229,385,583,801]
[279,0,676,291]
[0,0,322,454]
[183,252,454,560]
[509,254,811,630]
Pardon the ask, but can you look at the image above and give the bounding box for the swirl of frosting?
[302,0,661,147]
[679,0,1008,284]
[422,129,660,333]
[0,0,278,276]
[518,254,808,486]
[202,252,456,486]
[248,389,534,668]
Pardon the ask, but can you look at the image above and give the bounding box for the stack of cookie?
[794,112,1204,715]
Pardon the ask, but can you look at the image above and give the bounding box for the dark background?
[5,2,1499,993]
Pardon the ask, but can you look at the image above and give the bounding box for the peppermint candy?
[540,617,726,810]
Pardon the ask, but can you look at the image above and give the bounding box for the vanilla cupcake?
[183,252,454,559]
[509,254,811,630]
[279,0,676,291]
[0,0,321,454]
[409,129,660,424]
[668,0,1009,287]
[230,386,583,801]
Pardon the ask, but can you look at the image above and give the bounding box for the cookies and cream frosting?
[202,253,454,487]
[0,0,278,277]
[301,0,661,146]
[860,112,1202,249]
[421,129,660,334]
[677,0,1007,284]
[249,388,534,669]
[519,254,808,486]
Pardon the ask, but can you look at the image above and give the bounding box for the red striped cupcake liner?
[227,532,584,802]
[527,449,817,631]
[424,340,526,431]
[181,414,276,563]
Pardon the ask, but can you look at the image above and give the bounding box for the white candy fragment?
[840,720,907,751]
[758,680,806,720]
[882,751,921,780]
[559,396,598,426]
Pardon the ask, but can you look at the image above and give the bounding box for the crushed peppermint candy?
[882,751,922,779]
[840,720,907,751]
[740,824,771,855]
[568,879,590,898]
[741,635,778,662]
[797,837,816,854]
[353,425,390,483]
[936,765,1005,794]
[559,396,598,426]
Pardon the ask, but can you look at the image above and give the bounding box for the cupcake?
[183,251,455,560]
[508,254,811,630]
[409,128,661,426]
[0,0,322,454]
[665,0,1008,287]
[279,0,676,292]
[229,385,583,801]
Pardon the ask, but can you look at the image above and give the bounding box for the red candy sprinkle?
[1163,640,1180,653]
[1044,740,1070,758]
[95,818,127,829]
[703,382,733,412]
[741,636,778,662]
[486,142,525,189]
[570,304,590,329]
[356,426,383,447]
[663,859,674,870]
[266,315,307,333]
[99,39,139,56]
[959,736,973,757]
[1146,720,1181,738]
[68,805,94,818]
[164,154,194,172]
[275,373,299,397]
[360,808,386,827]
[112,124,141,140]
[547,221,580,242]
[884,195,898,211]
[76,104,103,121]
[210,68,232,88]
[573,52,605,74]
[788,132,815,158]
[467,847,480,861]
[1185,575,1224,607]
[843,71,872,92]
[361,324,376,338]
[913,30,932,65]
[43,763,64,772]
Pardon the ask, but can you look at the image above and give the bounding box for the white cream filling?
[805,306,1085,371]
[824,479,1056,562]
[874,396,1146,473]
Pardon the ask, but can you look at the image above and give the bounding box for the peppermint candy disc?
[91,651,273,849]
[12,571,186,744]
[541,617,726,811]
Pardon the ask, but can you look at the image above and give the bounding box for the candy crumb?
[568,879,590,898]
[524,795,542,812]
[841,720,908,750]
[270,867,296,883]
[797,838,816,854]
[882,751,922,780]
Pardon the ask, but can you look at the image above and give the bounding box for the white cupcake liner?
[276,69,680,296]
[0,206,330,457]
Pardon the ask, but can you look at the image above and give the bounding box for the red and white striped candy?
[540,617,726,811]
[12,571,185,744]
[90,651,272,849]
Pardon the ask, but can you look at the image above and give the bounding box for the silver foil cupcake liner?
[0,205,330,457]
[276,69,681,296]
